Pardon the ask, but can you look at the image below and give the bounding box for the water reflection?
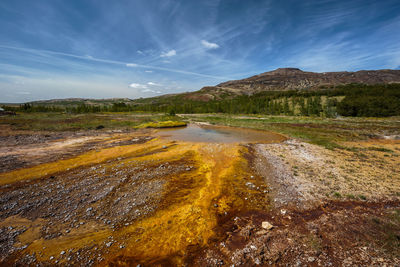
[156,124,285,143]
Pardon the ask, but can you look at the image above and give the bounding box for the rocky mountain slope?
[215,68,400,93]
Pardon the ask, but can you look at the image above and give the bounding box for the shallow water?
[156,124,285,143]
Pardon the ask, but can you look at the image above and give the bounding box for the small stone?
[60,251,65,255]
[308,257,315,262]
[49,256,54,260]
[105,242,113,247]
[245,182,256,189]
[214,204,219,208]
[256,230,268,235]
[261,221,274,230]
[162,146,167,149]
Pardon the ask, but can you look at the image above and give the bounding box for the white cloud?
[129,83,147,89]
[137,50,144,55]
[141,88,162,94]
[201,40,220,49]
[160,49,176,57]
[16,91,31,95]
[126,63,138,67]
[145,70,153,73]
[147,82,162,86]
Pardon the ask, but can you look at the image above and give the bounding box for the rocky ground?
[0,128,154,173]
[193,138,400,266]
[0,126,399,266]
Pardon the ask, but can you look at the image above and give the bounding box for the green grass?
[368,147,394,153]
[0,112,186,131]
[333,192,342,198]
[358,194,367,200]
[135,121,187,129]
[3,112,400,151]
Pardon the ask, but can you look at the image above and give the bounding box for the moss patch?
[136,121,187,128]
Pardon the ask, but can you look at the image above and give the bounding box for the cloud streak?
[201,40,219,49]
[147,82,162,86]
[160,49,176,57]
[0,45,228,79]
[129,83,147,89]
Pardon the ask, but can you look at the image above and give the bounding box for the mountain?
[28,98,134,106]
[185,68,400,100]
[18,68,400,105]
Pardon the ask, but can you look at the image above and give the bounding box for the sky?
[1,0,400,103]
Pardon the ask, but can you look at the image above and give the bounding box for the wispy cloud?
[129,83,147,89]
[0,45,228,79]
[147,82,162,86]
[160,49,176,57]
[126,63,138,67]
[141,88,162,94]
[201,40,219,49]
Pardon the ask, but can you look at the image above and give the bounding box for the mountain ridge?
[11,68,400,105]
[215,68,400,93]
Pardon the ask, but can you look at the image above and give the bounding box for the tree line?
[2,83,399,117]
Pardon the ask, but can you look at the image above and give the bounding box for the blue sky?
[1,0,400,102]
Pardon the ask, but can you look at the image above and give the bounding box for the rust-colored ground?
[0,127,399,266]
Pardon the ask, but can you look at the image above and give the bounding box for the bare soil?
[0,126,399,266]
[0,129,153,173]
[192,139,400,266]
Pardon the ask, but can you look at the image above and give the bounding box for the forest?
[3,83,400,117]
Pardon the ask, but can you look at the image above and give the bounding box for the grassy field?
[2,112,399,150]
[0,112,185,131]
[182,114,400,149]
